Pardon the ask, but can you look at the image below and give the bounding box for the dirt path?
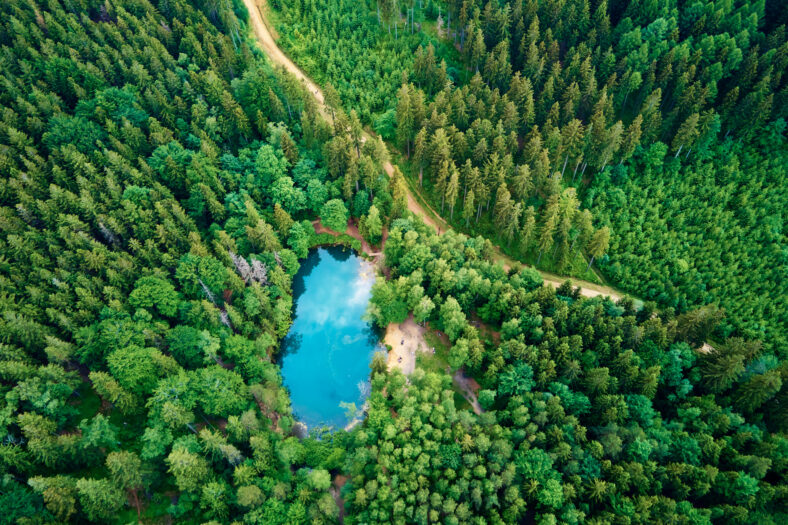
[453,369,483,415]
[540,272,624,301]
[384,315,427,375]
[244,0,439,229]
[331,475,349,524]
[242,0,632,304]
[244,0,326,106]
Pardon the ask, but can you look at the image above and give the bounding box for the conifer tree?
[446,164,460,220]
[396,84,414,157]
[463,189,475,227]
[413,128,429,186]
[586,226,610,271]
[519,206,537,253]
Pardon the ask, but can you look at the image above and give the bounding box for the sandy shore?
[384,315,427,375]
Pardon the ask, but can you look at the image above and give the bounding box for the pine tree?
[586,226,610,271]
[504,202,522,247]
[672,112,700,157]
[701,352,746,394]
[519,206,536,253]
[430,128,452,174]
[446,164,460,220]
[537,213,557,265]
[273,204,293,237]
[390,166,409,218]
[493,183,513,233]
[349,109,364,158]
[463,189,475,227]
[618,114,643,165]
[413,128,429,186]
[435,160,451,212]
[469,26,486,72]
[324,83,341,124]
[735,370,783,413]
[511,164,533,201]
[574,209,594,253]
[561,119,585,181]
[268,88,287,122]
[396,84,414,157]
[280,131,299,165]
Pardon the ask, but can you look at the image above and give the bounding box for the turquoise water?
[279,246,380,430]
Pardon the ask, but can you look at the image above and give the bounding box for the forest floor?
[242,0,634,304]
[311,219,379,257]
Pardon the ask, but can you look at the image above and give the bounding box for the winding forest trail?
[244,0,439,229]
[242,0,632,303]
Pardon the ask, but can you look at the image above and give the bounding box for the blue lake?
[279,246,380,430]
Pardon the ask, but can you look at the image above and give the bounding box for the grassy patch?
[453,391,472,411]
[416,327,452,374]
[414,326,477,412]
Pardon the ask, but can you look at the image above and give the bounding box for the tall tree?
[413,128,429,186]
[493,183,514,233]
[463,189,476,227]
[396,84,414,157]
[446,164,460,220]
[672,112,700,158]
[586,226,610,271]
[519,206,537,253]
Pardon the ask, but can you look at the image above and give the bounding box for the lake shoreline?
[279,246,378,432]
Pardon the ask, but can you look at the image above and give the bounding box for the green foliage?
[592,132,788,353]
[1,0,787,523]
[166,326,209,369]
[274,0,452,123]
[176,254,228,298]
[0,0,359,521]
[361,205,383,244]
[320,198,350,233]
[129,276,180,317]
[43,114,107,154]
[439,296,467,341]
[166,448,210,493]
[75,478,125,522]
[353,223,787,522]
[368,280,409,327]
[107,345,164,396]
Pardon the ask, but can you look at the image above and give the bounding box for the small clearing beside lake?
[385,315,427,375]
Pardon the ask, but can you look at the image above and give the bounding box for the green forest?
[274,0,787,344]
[0,0,786,524]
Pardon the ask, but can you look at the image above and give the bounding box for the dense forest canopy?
[274,0,787,350]
[361,219,788,524]
[0,0,785,523]
[0,0,394,521]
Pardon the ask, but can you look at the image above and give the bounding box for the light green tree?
[166,448,209,492]
[586,226,610,271]
[320,198,349,233]
[75,478,125,522]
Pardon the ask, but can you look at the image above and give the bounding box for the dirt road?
[244,0,438,228]
[242,0,632,303]
[244,0,325,105]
